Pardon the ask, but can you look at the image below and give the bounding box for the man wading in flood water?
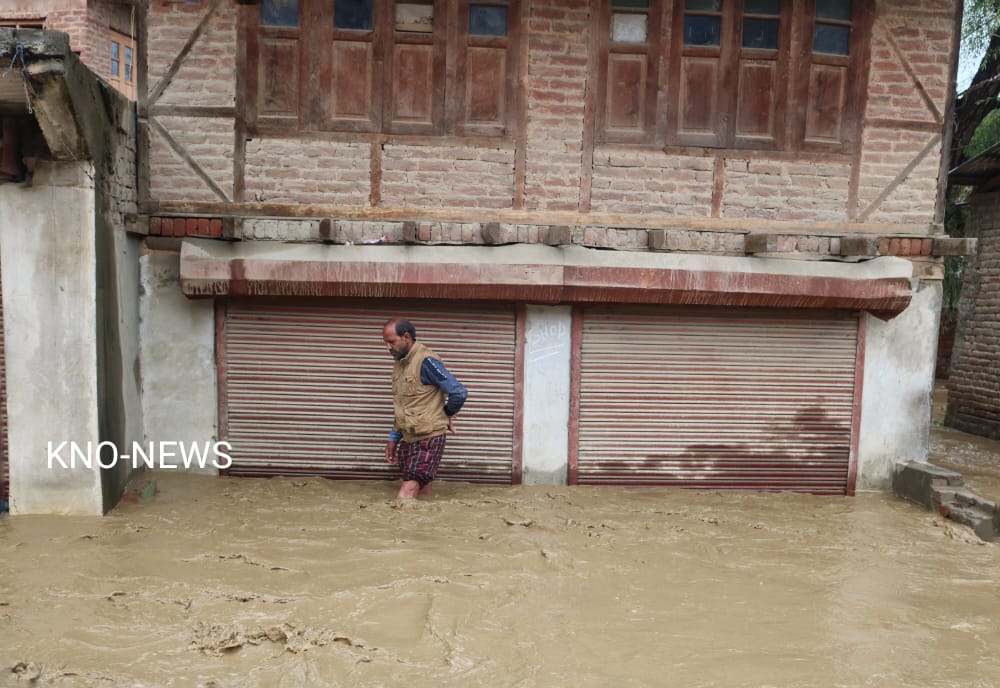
[382,318,468,499]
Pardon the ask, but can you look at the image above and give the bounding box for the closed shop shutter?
[575,307,859,494]
[222,302,518,483]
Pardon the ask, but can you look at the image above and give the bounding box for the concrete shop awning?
[179,239,914,316]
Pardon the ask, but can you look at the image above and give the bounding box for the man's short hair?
[386,318,417,341]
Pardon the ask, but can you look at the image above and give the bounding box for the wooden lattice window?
[246,0,521,138]
[598,0,868,152]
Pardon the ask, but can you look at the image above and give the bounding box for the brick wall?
[139,0,959,243]
[946,190,1000,439]
[381,144,515,209]
[245,139,369,205]
[102,85,137,232]
[522,0,589,212]
[722,160,851,222]
[857,0,954,224]
[151,116,234,203]
[150,1,236,108]
[590,151,714,216]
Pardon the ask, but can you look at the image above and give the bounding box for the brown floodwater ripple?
[2,471,999,687]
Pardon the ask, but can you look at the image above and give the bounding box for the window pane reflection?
[334,0,373,30]
[813,23,850,54]
[470,5,508,36]
[261,0,299,27]
[742,18,778,49]
[684,15,721,46]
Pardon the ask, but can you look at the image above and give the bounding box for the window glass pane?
[335,0,373,30]
[261,0,299,27]
[813,23,850,54]
[125,64,132,82]
[396,3,434,32]
[684,15,721,45]
[612,0,649,6]
[816,0,852,22]
[742,18,778,49]
[111,59,119,77]
[470,6,508,36]
[125,46,133,63]
[685,0,721,10]
[744,0,779,15]
[111,41,119,59]
[611,13,647,43]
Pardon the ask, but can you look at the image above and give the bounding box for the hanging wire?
[2,44,36,114]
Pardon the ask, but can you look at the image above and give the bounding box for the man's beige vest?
[392,340,449,442]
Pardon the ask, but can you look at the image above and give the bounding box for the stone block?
[744,233,781,254]
[481,222,505,245]
[933,237,978,256]
[840,235,880,257]
[545,225,573,246]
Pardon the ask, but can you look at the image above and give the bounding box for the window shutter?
[794,0,870,152]
[733,0,788,149]
[256,36,301,120]
[668,0,734,148]
[249,1,304,125]
[385,1,446,135]
[452,0,519,137]
[600,0,659,144]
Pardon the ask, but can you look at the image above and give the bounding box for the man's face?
[383,325,412,361]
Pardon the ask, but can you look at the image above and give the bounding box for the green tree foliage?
[961,0,1000,63]
[966,108,1000,157]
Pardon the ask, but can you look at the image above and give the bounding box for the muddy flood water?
[3,384,1000,687]
[2,472,999,688]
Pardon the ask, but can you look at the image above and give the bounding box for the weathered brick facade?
[4,0,135,95]
[947,190,1000,438]
[136,0,961,264]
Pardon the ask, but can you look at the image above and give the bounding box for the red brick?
[186,218,198,235]
[150,217,161,235]
[899,238,911,255]
[210,219,223,237]
[878,238,890,255]
[174,218,187,237]
[197,218,210,235]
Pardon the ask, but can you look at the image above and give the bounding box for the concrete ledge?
[893,460,1000,541]
[178,239,915,314]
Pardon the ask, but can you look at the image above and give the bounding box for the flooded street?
[2,463,1000,687]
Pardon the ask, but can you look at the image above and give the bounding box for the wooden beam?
[711,156,725,217]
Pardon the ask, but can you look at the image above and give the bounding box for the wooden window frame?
[0,19,46,29]
[597,0,870,153]
[245,0,521,139]
[108,27,137,101]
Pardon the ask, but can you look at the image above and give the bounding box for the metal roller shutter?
[576,307,860,494]
[222,302,518,483]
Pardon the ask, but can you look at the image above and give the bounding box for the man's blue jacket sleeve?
[421,357,468,416]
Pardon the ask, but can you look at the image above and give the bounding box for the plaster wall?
[521,305,571,485]
[0,162,102,514]
[858,280,942,490]
[138,249,217,474]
